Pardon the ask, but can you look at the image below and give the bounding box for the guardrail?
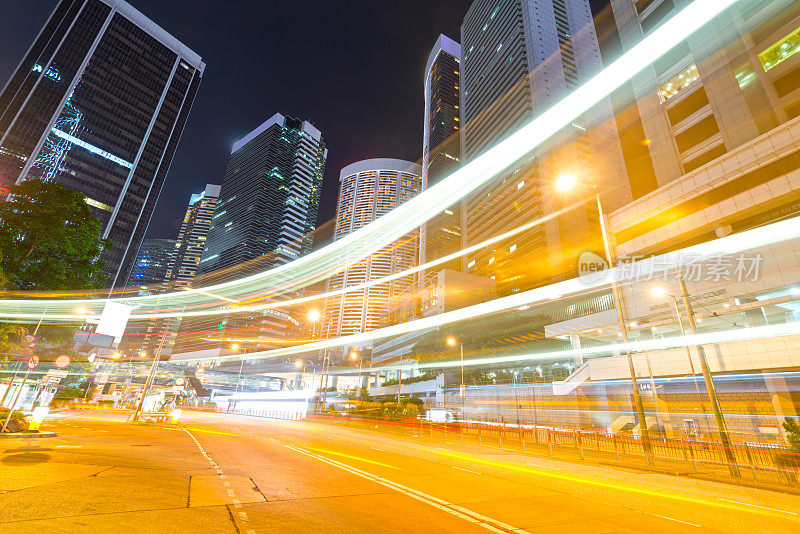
[306,413,800,492]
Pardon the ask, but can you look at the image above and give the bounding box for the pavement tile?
[0,461,107,491]
[3,505,236,534]
[0,473,190,522]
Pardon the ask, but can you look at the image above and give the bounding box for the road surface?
[0,409,798,532]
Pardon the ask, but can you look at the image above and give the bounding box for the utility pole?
[597,194,653,464]
[679,277,740,477]
[396,353,403,404]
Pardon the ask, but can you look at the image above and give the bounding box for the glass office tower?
[0,0,204,288]
[420,34,462,275]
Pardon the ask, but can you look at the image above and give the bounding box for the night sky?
[0,0,609,240]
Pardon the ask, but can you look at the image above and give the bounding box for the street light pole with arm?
[557,174,653,463]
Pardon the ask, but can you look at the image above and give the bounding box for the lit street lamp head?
[555,173,577,192]
[307,309,321,322]
[446,336,457,346]
[294,360,303,369]
[650,286,667,298]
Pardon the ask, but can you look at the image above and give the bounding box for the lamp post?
[447,336,465,417]
[651,285,707,434]
[556,174,653,463]
[678,278,740,477]
[231,344,245,392]
[350,351,363,391]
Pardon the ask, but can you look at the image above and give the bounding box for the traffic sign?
[27,355,39,369]
[175,377,185,386]
[47,369,69,379]
[54,355,70,368]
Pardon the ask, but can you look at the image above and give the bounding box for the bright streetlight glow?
[447,336,457,346]
[651,286,667,298]
[294,360,303,369]
[307,309,321,322]
[231,343,240,351]
[555,173,577,192]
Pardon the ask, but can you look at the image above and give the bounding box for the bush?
[54,386,85,400]
[402,404,419,418]
[0,409,25,420]
[783,418,800,452]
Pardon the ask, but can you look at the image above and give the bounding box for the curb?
[0,431,58,439]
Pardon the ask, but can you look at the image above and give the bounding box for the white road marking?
[719,498,798,515]
[370,447,386,451]
[181,427,258,533]
[649,513,701,527]
[55,445,82,448]
[282,443,528,533]
[452,466,483,475]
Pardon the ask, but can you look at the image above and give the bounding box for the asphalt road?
[0,409,798,533]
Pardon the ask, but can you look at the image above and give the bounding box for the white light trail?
[0,0,738,320]
[168,213,800,363]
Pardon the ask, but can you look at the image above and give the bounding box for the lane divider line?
[282,443,528,534]
[182,427,255,532]
[719,498,798,516]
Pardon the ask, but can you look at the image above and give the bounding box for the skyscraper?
[127,238,175,289]
[322,159,422,343]
[0,0,204,288]
[165,183,220,288]
[198,113,327,278]
[171,114,326,359]
[460,0,629,294]
[421,35,463,276]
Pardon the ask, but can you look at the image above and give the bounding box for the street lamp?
[350,350,363,391]
[447,336,465,416]
[556,173,653,462]
[231,343,245,392]
[651,283,740,476]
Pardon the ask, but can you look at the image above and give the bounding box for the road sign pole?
[2,365,32,433]
[0,361,22,406]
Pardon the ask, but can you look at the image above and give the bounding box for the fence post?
[575,429,584,460]
[613,435,620,465]
[548,429,553,456]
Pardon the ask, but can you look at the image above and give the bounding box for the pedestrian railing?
[301,412,800,491]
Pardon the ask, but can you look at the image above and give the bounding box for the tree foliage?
[0,180,111,290]
[783,417,800,452]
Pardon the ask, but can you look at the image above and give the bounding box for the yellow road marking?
[429,449,799,522]
[184,427,239,437]
[310,447,400,470]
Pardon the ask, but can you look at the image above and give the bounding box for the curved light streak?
[0,0,738,320]
[365,320,800,374]
[167,213,800,363]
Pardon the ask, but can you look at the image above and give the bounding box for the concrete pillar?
[569,334,583,366]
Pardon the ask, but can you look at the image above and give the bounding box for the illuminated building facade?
[421,34,463,276]
[172,114,324,359]
[600,1,800,257]
[165,183,220,288]
[199,113,326,277]
[323,159,422,342]
[128,238,175,289]
[0,0,204,287]
[459,0,629,295]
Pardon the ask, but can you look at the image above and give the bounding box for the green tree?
[0,180,111,290]
[783,417,800,452]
